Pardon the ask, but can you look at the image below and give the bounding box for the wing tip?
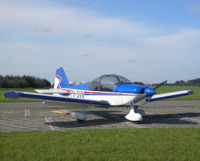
[188,90,193,95]
[4,91,20,98]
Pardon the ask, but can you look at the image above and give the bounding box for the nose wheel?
[125,103,144,121]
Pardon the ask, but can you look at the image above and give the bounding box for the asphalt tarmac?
[0,101,200,132]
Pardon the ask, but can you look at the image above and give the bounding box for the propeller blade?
[153,80,167,90]
[133,93,147,104]
[133,87,156,104]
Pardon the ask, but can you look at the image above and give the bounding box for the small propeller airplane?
[4,67,193,122]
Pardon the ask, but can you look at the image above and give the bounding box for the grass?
[0,86,199,102]
[0,128,200,161]
[156,86,200,100]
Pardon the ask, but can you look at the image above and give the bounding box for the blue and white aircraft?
[4,67,193,121]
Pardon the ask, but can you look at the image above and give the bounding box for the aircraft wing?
[150,90,193,102]
[4,91,110,106]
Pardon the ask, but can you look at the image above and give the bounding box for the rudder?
[54,67,70,89]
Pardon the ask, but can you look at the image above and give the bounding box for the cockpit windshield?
[116,75,132,84]
[88,74,132,91]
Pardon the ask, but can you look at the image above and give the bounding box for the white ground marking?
[44,117,59,131]
[125,121,145,128]
[24,109,30,117]
[182,117,200,123]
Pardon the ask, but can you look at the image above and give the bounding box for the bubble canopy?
[88,74,132,91]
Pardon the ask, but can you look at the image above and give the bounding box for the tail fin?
[54,67,70,89]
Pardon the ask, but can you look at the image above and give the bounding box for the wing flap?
[150,90,193,102]
[4,91,110,106]
[35,89,67,94]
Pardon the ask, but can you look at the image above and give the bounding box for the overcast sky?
[0,0,200,83]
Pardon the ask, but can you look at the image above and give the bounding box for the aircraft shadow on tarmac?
[142,112,200,125]
[45,110,200,128]
[45,111,124,128]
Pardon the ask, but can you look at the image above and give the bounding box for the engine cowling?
[116,84,155,96]
[116,84,146,94]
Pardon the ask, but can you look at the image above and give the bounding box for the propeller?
[133,87,156,104]
[153,80,167,90]
[133,80,167,104]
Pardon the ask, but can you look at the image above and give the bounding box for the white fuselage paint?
[85,94,136,106]
[61,88,138,106]
[54,77,60,89]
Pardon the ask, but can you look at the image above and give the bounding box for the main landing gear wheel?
[135,108,146,117]
[71,106,87,122]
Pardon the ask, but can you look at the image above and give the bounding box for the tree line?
[0,75,200,88]
[167,78,200,86]
[134,78,200,86]
[0,75,51,88]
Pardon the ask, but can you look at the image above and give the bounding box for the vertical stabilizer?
[54,67,70,89]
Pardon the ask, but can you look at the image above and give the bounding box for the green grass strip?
[155,86,200,100]
[0,128,200,161]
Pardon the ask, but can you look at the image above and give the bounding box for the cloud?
[180,65,187,68]
[82,54,93,58]
[79,0,91,3]
[140,29,200,59]
[125,59,137,63]
[35,27,51,33]
[0,1,200,82]
[84,33,94,39]
[0,2,150,36]
[0,27,200,83]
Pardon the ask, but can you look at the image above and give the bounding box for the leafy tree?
[133,81,144,85]
[174,80,186,86]
[188,79,200,86]
[0,75,51,88]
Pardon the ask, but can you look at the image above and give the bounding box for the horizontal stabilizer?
[150,90,193,102]
[35,89,67,94]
